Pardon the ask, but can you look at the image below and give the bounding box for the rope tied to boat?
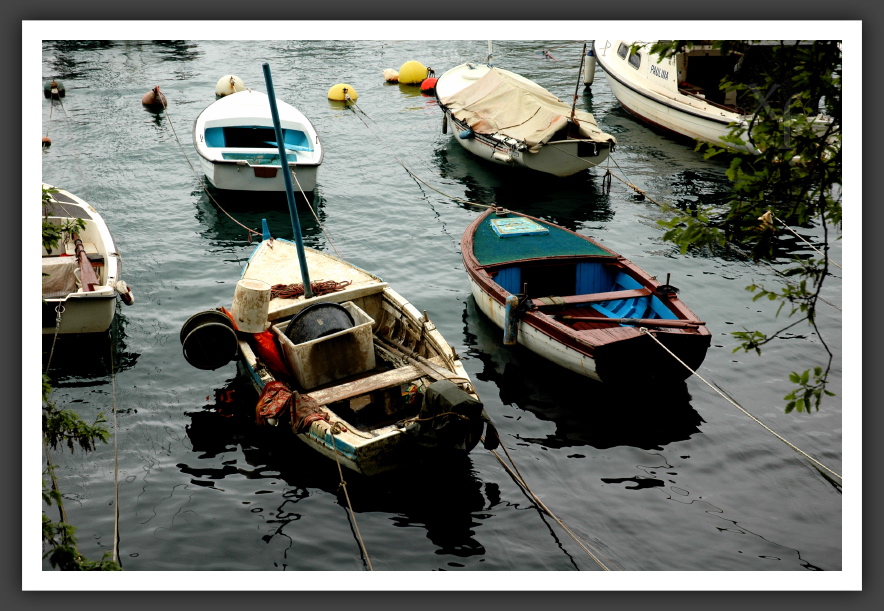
[484,429,620,570]
[638,327,842,484]
[270,279,352,300]
[327,420,373,571]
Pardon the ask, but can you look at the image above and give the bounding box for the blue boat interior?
[478,214,676,323]
[205,125,312,152]
[494,260,675,321]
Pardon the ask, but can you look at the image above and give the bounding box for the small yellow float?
[327,83,358,101]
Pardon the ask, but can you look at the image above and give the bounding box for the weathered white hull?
[592,40,774,153]
[44,291,119,334]
[469,277,601,381]
[198,155,318,192]
[602,70,748,150]
[445,113,612,176]
[436,62,614,177]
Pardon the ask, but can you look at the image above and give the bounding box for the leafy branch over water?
[649,40,842,412]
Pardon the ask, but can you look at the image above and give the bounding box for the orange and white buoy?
[383,69,400,83]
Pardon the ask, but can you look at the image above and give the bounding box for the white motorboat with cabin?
[193,88,323,192]
[41,184,134,334]
[592,40,832,153]
[434,46,616,177]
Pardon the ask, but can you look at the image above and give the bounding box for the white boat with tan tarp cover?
[435,58,616,176]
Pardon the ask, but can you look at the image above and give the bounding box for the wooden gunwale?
[462,208,712,359]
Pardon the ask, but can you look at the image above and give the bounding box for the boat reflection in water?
[183,374,495,560]
[461,296,704,451]
[42,312,140,386]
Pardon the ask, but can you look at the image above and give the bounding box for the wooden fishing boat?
[592,40,833,153]
[193,88,323,192]
[41,184,134,334]
[434,46,616,177]
[462,207,711,383]
[180,65,493,477]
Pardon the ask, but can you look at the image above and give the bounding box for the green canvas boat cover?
[472,213,614,266]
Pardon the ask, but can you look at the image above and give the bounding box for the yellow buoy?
[216,75,245,97]
[398,61,428,85]
[327,83,358,102]
[382,69,400,83]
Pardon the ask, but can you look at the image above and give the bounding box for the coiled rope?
[638,327,842,483]
[270,279,351,300]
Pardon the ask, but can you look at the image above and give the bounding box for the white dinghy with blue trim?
[193,88,323,192]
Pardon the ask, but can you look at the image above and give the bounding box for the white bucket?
[231,279,271,333]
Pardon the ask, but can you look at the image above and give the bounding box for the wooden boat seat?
[304,355,446,407]
[531,287,651,308]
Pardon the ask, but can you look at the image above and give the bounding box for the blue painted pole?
[262,63,313,298]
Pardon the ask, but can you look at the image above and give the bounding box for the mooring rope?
[289,170,344,259]
[44,305,64,374]
[109,323,121,565]
[347,102,493,210]
[638,327,842,483]
[328,421,373,570]
[602,157,842,311]
[157,96,261,241]
[485,433,618,570]
[772,212,842,269]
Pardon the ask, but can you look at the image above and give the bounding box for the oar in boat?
[556,315,704,329]
[71,232,100,291]
[262,62,313,299]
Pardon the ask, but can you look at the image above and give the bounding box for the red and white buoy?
[115,280,135,306]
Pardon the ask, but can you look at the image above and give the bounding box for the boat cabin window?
[617,43,629,59]
[628,51,642,69]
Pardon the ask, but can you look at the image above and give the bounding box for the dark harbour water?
[30,34,853,588]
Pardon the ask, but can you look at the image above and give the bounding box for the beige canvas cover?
[440,68,615,153]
